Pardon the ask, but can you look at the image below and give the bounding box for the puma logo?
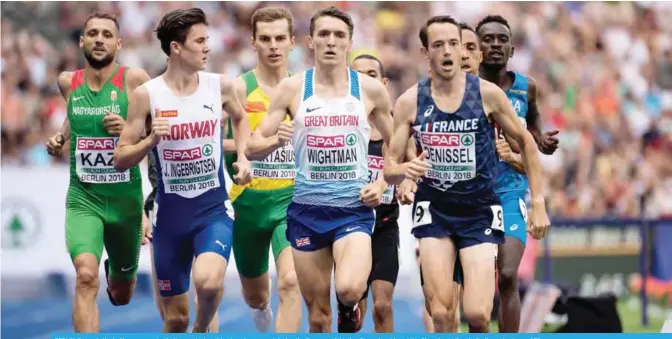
[203,104,214,113]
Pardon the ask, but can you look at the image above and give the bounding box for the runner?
[223,7,302,333]
[402,22,483,333]
[348,53,398,333]
[476,14,559,333]
[245,6,394,333]
[383,15,550,333]
[45,12,150,333]
[113,8,252,333]
[143,113,223,332]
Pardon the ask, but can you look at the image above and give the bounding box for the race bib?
[306,134,359,181]
[419,132,476,184]
[160,143,221,198]
[75,137,129,184]
[367,155,394,204]
[252,143,296,179]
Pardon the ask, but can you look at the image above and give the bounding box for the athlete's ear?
[170,41,180,55]
[290,35,296,50]
[510,46,515,59]
[308,36,314,50]
[476,50,483,64]
[79,35,84,49]
[116,38,122,51]
[250,35,257,53]
[421,46,429,60]
[383,78,389,87]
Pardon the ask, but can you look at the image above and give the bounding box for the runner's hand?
[527,200,551,240]
[359,183,384,207]
[233,158,251,185]
[150,113,170,147]
[141,213,152,245]
[46,133,65,156]
[103,112,126,136]
[405,151,431,181]
[397,178,417,205]
[277,121,294,145]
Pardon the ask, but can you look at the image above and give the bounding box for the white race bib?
[75,137,129,184]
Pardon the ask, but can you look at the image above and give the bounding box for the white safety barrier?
[0,165,419,295]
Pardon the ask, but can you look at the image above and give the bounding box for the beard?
[83,48,115,69]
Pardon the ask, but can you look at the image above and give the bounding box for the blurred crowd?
[2,1,672,218]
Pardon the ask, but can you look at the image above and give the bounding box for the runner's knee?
[429,301,455,330]
[372,297,393,324]
[335,281,367,306]
[74,257,99,291]
[307,301,331,331]
[462,301,491,329]
[243,288,269,309]
[498,263,519,292]
[108,279,135,305]
[277,270,299,298]
[164,308,190,332]
[194,274,223,300]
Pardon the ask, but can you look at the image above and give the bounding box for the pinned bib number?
[413,201,432,228]
[490,205,504,232]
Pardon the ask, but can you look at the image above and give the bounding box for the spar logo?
[77,137,116,150]
[307,135,344,148]
[163,146,202,161]
[420,133,474,147]
[368,155,384,170]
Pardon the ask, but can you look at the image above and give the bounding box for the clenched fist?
[405,151,432,181]
[46,133,66,156]
[277,121,294,145]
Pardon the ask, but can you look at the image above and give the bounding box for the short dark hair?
[83,12,120,32]
[475,15,511,36]
[309,6,354,39]
[251,7,295,40]
[419,15,460,49]
[459,22,475,34]
[352,54,385,77]
[155,8,208,56]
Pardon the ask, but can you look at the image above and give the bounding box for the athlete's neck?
[479,64,511,90]
[163,60,200,94]
[431,71,465,95]
[254,63,288,87]
[314,62,348,87]
[85,62,118,91]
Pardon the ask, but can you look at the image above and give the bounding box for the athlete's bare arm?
[482,81,542,202]
[496,138,525,174]
[221,75,251,160]
[46,72,74,155]
[384,86,421,185]
[113,85,156,172]
[221,77,248,154]
[246,76,300,161]
[526,76,559,155]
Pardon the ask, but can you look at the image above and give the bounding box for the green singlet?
[65,65,143,281]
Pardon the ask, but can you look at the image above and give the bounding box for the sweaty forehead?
[428,23,460,42]
[478,22,511,37]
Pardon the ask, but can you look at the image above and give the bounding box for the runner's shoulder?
[124,67,151,92]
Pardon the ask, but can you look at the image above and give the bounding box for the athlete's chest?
[295,96,367,130]
[154,97,222,143]
[69,87,127,122]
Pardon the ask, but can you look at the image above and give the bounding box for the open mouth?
[93,47,106,53]
[325,51,336,56]
[269,54,281,60]
[442,59,453,67]
[489,51,504,58]
[461,64,471,71]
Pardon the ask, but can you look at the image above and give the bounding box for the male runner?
[223,7,302,333]
[246,6,394,333]
[383,15,550,333]
[143,127,221,333]
[113,8,252,333]
[476,15,559,333]
[347,54,399,333]
[407,22,483,333]
[45,12,150,333]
